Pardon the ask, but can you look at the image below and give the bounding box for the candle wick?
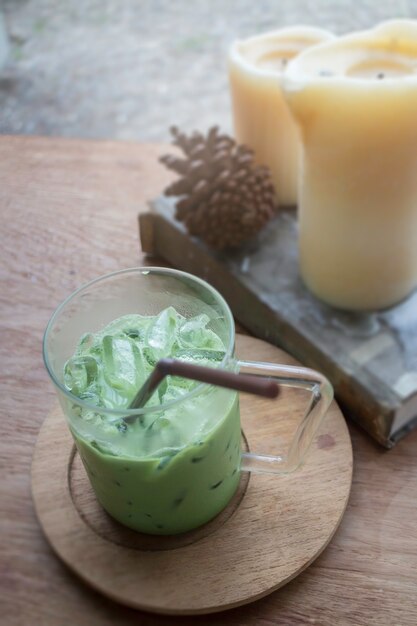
[319,70,333,77]
[377,72,385,79]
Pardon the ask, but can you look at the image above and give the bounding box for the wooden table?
[1,136,416,626]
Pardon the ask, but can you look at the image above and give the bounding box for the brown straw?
[127,358,279,413]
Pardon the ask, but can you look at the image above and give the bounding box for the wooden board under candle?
[139,195,417,448]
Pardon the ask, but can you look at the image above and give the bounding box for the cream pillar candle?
[282,20,417,310]
[228,26,334,206]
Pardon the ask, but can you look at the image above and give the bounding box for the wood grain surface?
[1,136,417,625]
[31,335,352,615]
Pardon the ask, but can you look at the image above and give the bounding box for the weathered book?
[139,196,417,447]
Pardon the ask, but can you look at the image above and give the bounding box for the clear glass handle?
[238,360,334,474]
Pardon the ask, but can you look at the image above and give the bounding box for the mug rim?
[43,267,236,419]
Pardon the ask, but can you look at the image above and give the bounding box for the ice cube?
[143,346,158,367]
[178,314,225,351]
[64,356,98,395]
[102,335,145,395]
[76,333,96,356]
[145,307,180,357]
[146,415,183,453]
[174,348,225,367]
[161,381,191,403]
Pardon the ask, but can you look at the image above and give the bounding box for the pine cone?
[160,126,277,250]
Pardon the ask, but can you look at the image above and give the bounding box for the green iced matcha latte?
[64,307,241,535]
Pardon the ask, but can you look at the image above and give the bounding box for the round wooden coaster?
[32,335,353,615]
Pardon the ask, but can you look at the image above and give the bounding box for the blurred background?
[0,0,416,142]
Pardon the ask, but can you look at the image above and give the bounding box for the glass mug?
[43,268,333,535]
